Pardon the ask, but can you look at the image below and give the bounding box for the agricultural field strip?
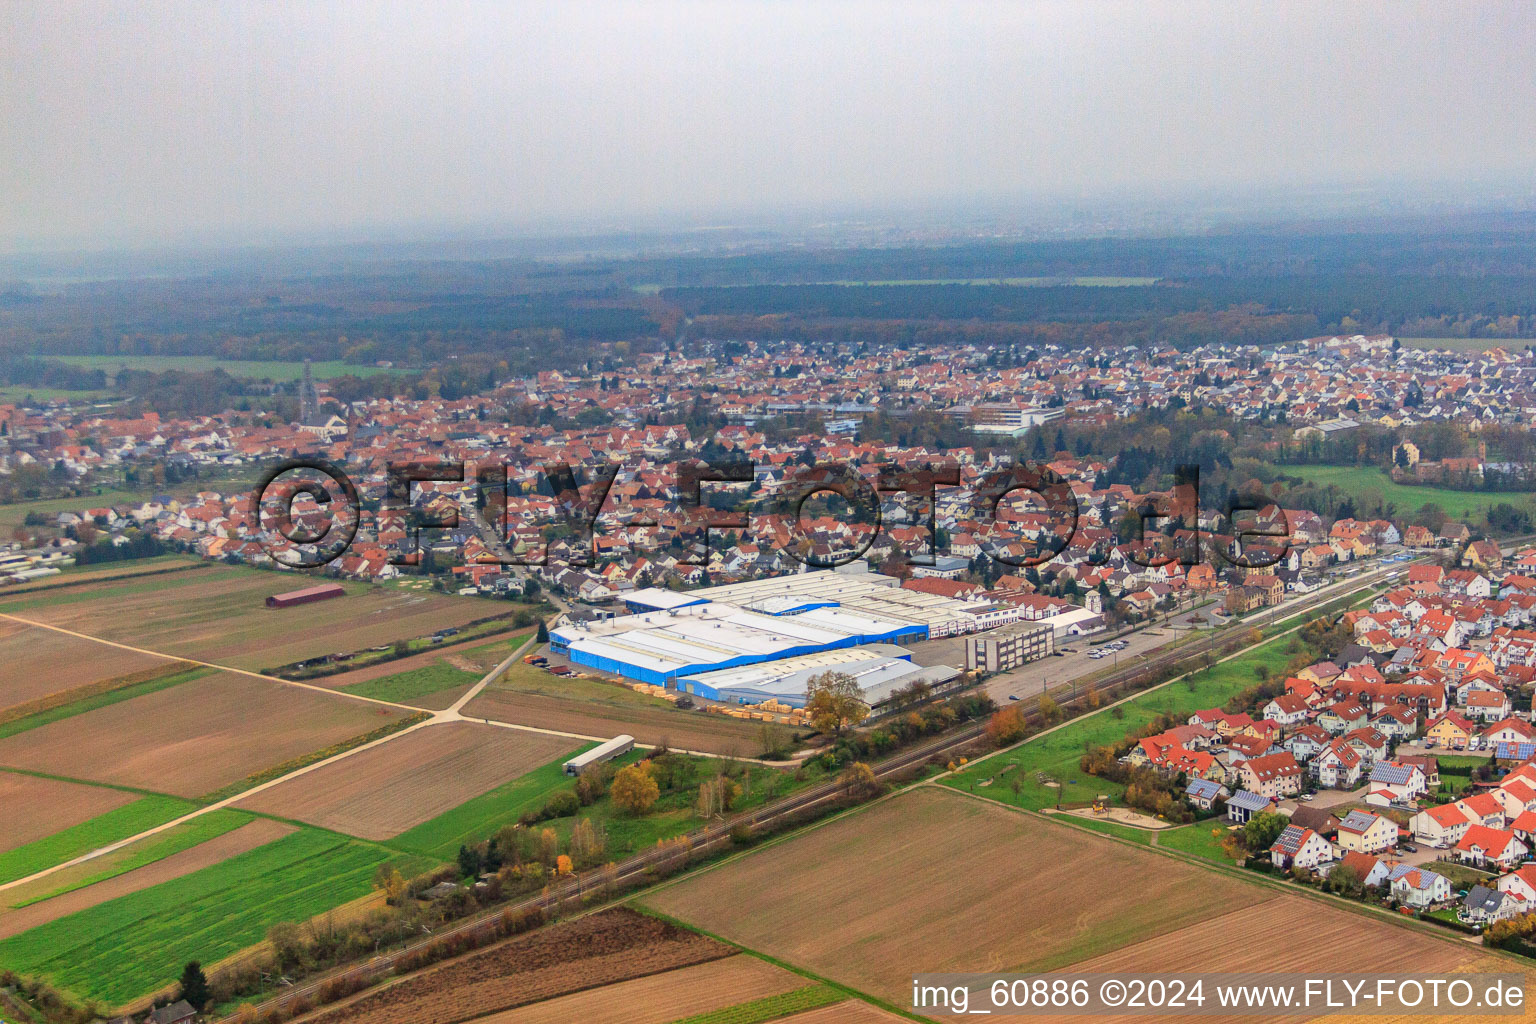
[464,708,788,763]
[0,609,429,714]
[0,637,543,893]
[941,761,1536,972]
[0,715,440,894]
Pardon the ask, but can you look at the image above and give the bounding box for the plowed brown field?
[306,909,734,1024]
[460,956,805,1024]
[236,722,575,839]
[0,567,497,670]
[0,672,409,796]
[643,787,1272,1006]
[0,773,135,852]
[1067,896,1535,1024]
[774,1003,907,1024]
[465,689,763,755]
[0,621,169,717]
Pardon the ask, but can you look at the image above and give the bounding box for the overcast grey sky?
[3,0,1534,249]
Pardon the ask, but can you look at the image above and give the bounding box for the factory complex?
[548,569,1027,706]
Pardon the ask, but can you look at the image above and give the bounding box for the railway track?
[222,724,985,1022]
[221,562,1406,1022]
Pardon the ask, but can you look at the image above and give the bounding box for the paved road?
[976,552,1419,712]
[977,556,1415,707]
[220,556,1425,1022]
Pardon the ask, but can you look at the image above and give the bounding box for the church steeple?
[299,359,320,424]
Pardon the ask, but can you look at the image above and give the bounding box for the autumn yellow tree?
[839,761,879,798]
[569,818,607,865]
[381,868,407,905]
[610,761,660,815]
[537,827,559,866]
[555,854,573,876]
[804,671,869,736]
[1037,693,1061,724]
[985,706,1027,747]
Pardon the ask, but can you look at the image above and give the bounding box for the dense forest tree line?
[682,308,1316,352]
[665,273,1536,349]
[7,223,1536,376]
[0,355,108,391]
[619,220,1536,287]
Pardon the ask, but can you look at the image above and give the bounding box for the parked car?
[1008,694,1020,702]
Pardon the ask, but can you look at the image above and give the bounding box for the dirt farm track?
[0,565,495,670]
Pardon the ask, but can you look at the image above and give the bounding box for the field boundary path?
[213,560,1418,1023]
[0,631,543,894]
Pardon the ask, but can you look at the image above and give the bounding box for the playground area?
[1054,800,1175,831]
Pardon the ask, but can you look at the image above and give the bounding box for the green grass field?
[668,985,844,1024]
[491,660,676,710]
[393,746,825,863]
[41,355,404,382]
[0,794,201,886]
[944,627,1319,811]
[0,385,117,403]
[0,828,396,1006]
[336,663,480,703]
[1274,464,1531,521]
[9,810,254,909]
[1155,821,1239,863]
[547,754,822,858]
[1050,813,1155,845]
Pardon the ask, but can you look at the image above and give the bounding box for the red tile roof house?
[1390,865,1453,909]
[1334,850,1393,888]
[1315,739,1363,789]
[1455,825,1530,870]
[1240,751,1304,799]
[1410,803,1474,849]
[1270,824,1334,871]
[1496,864,1536,903]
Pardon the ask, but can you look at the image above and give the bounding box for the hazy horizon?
[4,0,1536,252]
